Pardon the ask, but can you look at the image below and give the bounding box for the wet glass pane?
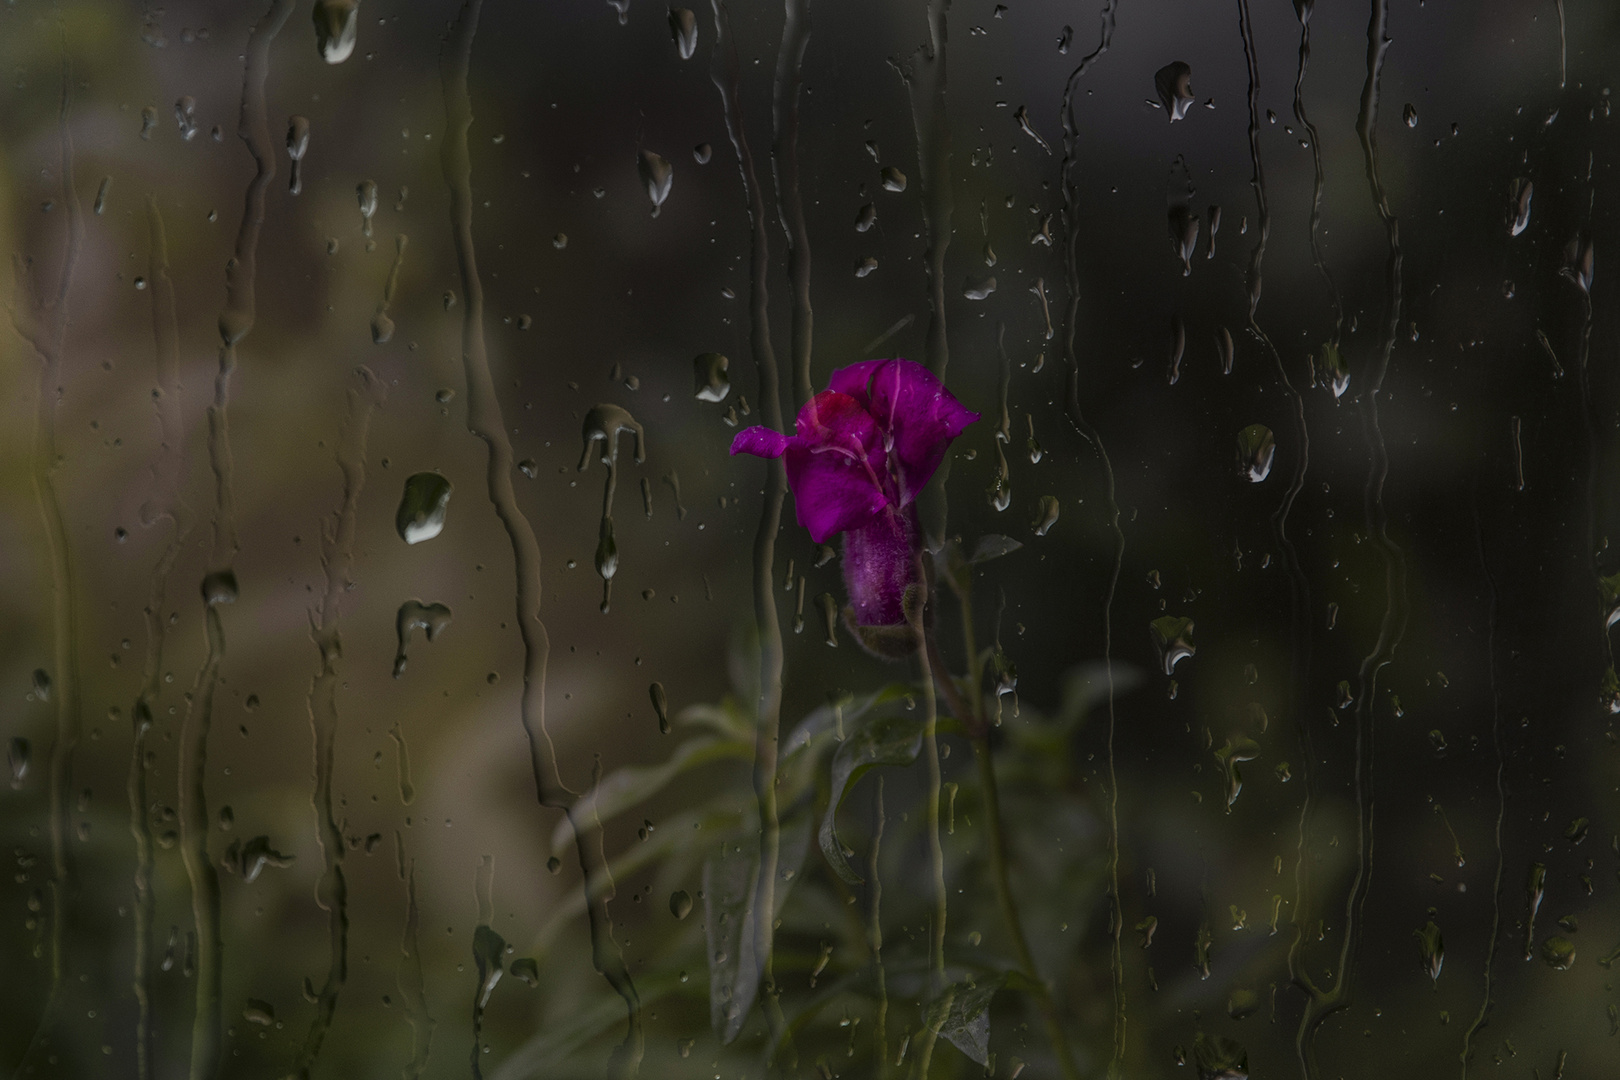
[1,1,1617,1077]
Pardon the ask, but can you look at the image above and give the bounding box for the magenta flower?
[731,358,977,631]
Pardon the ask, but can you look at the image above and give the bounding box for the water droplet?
[817,593,839,647]
[1168,204,1199,276]
[1032,495,1059,536]
[694,352,730,401]
[286,115,310,195]
[1319,340,1350,398]
[395,472,453,545]
[670,890,693,919]
[93,176,111,216]
[356,179,378,238]
[854,256,878,278]
[1167,315,1186,384]
[286,116,310,160]
[510,958,540,987]
[963,275,996,300]
[987,441,1012,511]
[880,166,907,193]
[854,203,877,232]
[1403,102,1418,128]
[1150,616,1195,675]
[8,737,29,787]
[518,458,538,479]
[1236,424,1275,482]
[139,105,157,140]
[393,600,451,677]
[313,0,360,64]
[242,999,275,1026]
[370,311,395,344]
[1542,936,1576,970]
[1508,177,1533,237]
[172,96,198,141]
[638,150,673,217]
[201,570,238,606]
[230,835,294,883]
[1415,917,1444,983]
[693,142,712,164]
[650,682,670,733]
[1154,61,1194,122]
[668,7,697,59]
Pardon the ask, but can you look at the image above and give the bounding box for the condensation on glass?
[0,0,1615,1078]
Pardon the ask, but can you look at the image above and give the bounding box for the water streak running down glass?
[0,1,1617,1078]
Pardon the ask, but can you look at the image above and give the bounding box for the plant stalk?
[923,572,1081,1080]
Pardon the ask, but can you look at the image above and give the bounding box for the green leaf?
[488,969,686,1079]
[924,977,1004,1067]
[818,711,926,885]
[703,814,812,1043]
[782,683,914,752]
[548,734,751,850]
[676,693,754,740]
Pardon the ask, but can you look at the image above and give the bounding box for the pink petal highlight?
[730,426,789,458]
[827,359,889,403]
[828,358,978,504]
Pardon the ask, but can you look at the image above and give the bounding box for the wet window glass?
[2,1,1616,1077]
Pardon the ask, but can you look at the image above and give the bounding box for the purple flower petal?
[829,358,977,504]
[783,391,891,542]
[827,359,889,402]
[730,426,790,458]
[843,506,918,626]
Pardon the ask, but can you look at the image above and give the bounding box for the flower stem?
[927,572,1081,1080]
[972,731,1081,1080]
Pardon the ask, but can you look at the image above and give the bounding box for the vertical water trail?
[579,403,645,614]
[1554,0,1567,90]
[1238,3,1325,1066]
[897,0,954,378]
[1459,499,1506,1078]
[389,723,417,804]
[371,232,408,343]
[868,777,889,1077]
[1297,3,1410,1074]
[709,0,789,1048]
[293,368,386,1078]
[470,856,502,1080]
[6,42,84,1080]
[771,0,814,411]
[177,7,294,1077]
[892,0,956,1039]
[1055,3,1124,1071]
[915,565,947,1001]
[439,3,642,1070]
[127,197,195,1080]
[1565,155,1604,685]
[1290,0,1345,339]
[397,860,435,1079]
